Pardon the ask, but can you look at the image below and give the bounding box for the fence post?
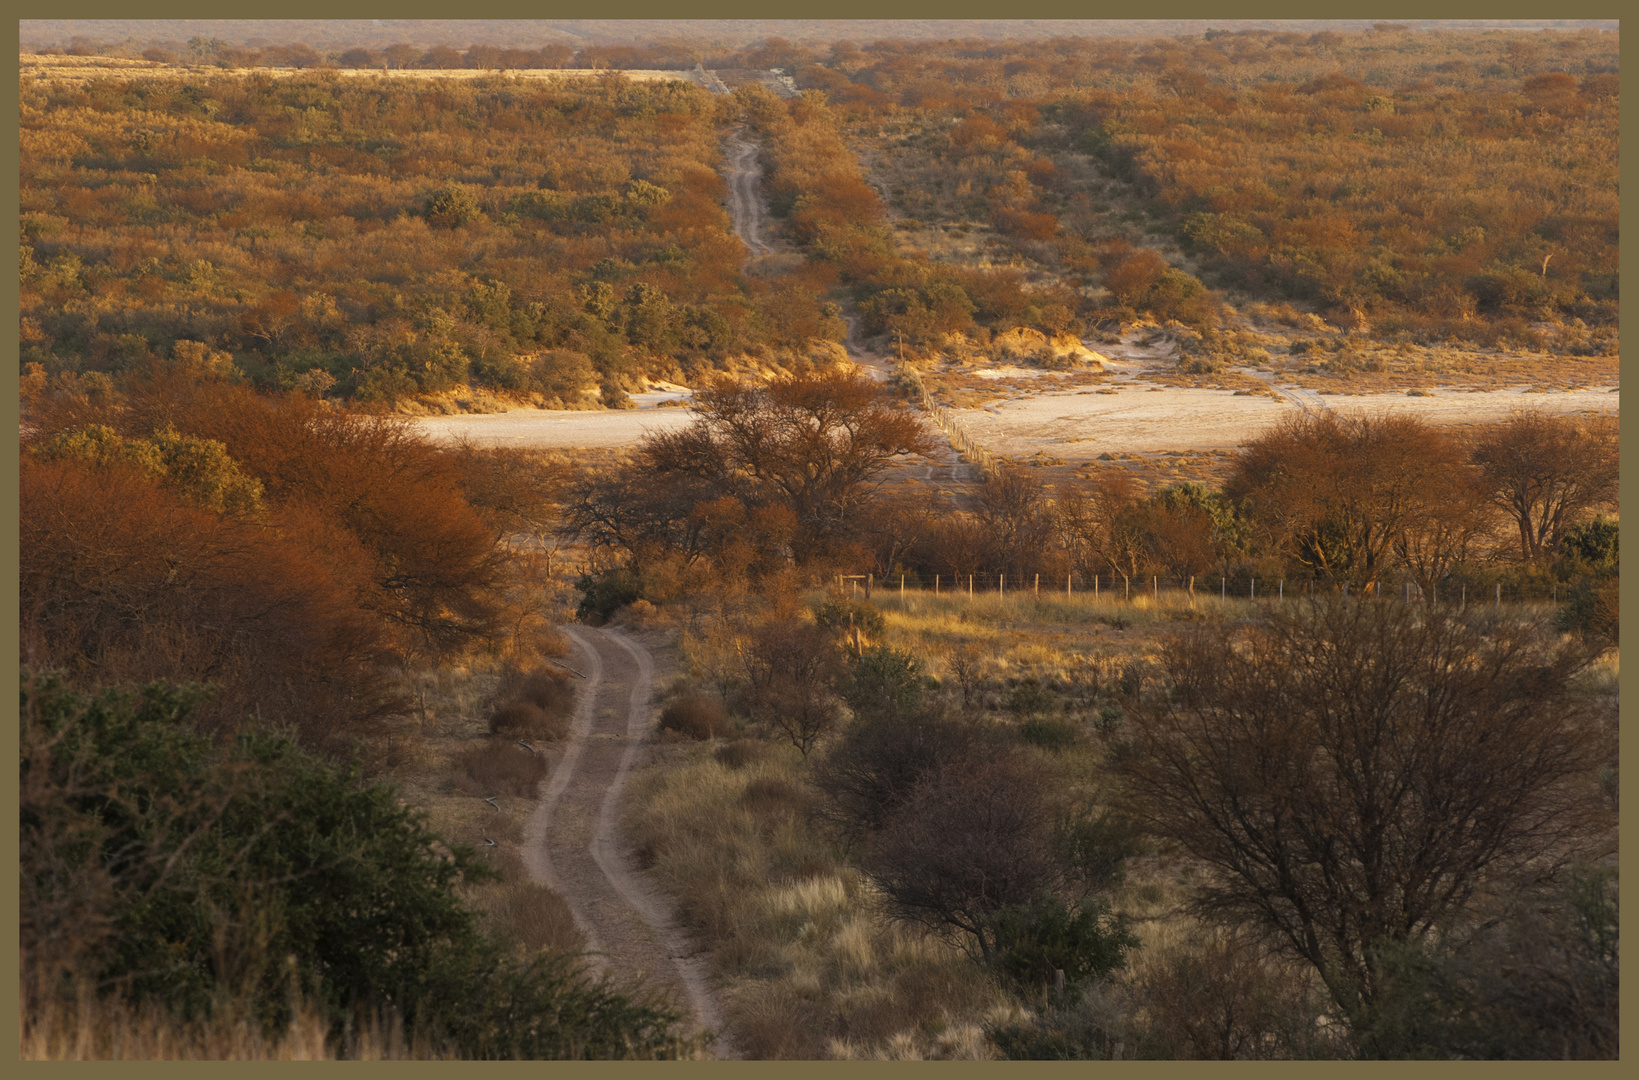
[969,574,973,598]
[1000,574,1004,598]
[1221,577,1226,600]
[1094,575,1099,599]
[1279,579,1283,600]
[1124,576,1130,601]
[935,574,939,596]
[1251,578,1255,599]
[1495,582,1501,609]
[1067,574,1072,598]
[1035,573,1039,598]
[901,574,905,599]
[866,572,872,599]
[1153,576,1158,601]
[1189,575,1195,597]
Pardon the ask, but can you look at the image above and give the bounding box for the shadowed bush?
[740,777,807,817]
[488,702,566,742]
[713,740,762,770]
[456,740,549,798]
[517,671,576,718]
[659,693,728,741]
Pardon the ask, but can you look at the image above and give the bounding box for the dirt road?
[523,626,728,1056]
[724,133,773,258]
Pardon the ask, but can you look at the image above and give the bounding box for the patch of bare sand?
[961,384,1620,459]
[411,403,697,449]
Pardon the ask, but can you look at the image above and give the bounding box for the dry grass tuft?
[20,987,423,1060]
[623,743,1008,1059]
[713,740,763,770]
[464,845,585,960]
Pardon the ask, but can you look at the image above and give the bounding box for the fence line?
[895,362,1001,481]
[836,571,1556,608]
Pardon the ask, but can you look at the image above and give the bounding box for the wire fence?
[894,362,1000,481]
[834,570,1566,608]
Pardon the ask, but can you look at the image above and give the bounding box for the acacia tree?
[1119,600,1611,1018]
[1228,411,1473,590]
[638,370,935,564]
[1469,412,1619,563]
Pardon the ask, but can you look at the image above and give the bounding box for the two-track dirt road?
[724,132,774,258]
[522,626,729,1057]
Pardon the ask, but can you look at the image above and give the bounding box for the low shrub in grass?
[457,739,549,797]
[982,896,1139,997]
[489,701,565,741]
[1019,715,1080,751]
[740,777,807,816]
[517,671,576,719]
[658,693,727,740]
[713,740,762,769]
[813,598,886,637]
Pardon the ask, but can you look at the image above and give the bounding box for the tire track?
[523,626,729,1057]
[724,133,772,258]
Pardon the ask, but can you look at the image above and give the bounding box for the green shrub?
[424,184,482,228]
[982,896,1139,997]
[845,646,928,722]
[813,597,886,637]
[21,672,685,1057]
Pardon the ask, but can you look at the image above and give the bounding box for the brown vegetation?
[19,71,846,410]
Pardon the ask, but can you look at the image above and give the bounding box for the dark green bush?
[575,569,641,623]
[982,896,1139,996]
[845,645,928,722]
[21,672,686,1058]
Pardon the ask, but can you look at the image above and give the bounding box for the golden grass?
[622,741,1008,1059]
[20,989,426,1060]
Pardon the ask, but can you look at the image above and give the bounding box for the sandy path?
[725,133,773,257]
[523,626,728,1056]
[413,405,695,449]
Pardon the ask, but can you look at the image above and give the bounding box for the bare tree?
[863,751,1060,960]
[1119,600,1611,1016]
[1470,412,1618,563]
[738,618,844,757]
